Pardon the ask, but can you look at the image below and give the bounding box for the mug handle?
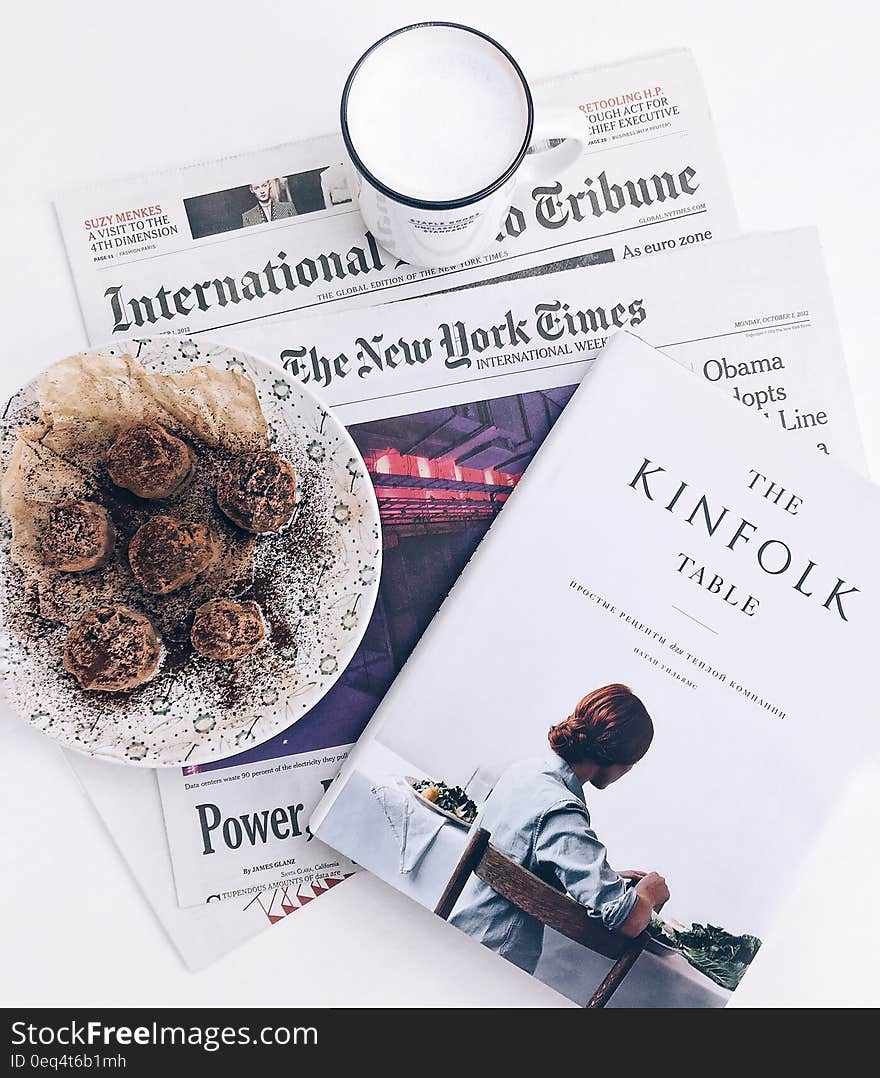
[515,114,588,187]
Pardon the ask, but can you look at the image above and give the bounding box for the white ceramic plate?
[0,336,381,767]
[405,776,477,828]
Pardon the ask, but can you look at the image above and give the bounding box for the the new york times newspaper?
[56,48,748,966]
[160,230,863,915]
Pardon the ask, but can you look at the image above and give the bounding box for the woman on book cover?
[449,684,670,974]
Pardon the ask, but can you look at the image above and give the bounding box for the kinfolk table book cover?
[312,331,878,1007]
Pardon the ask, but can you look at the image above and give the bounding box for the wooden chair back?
[435,827,646,1007]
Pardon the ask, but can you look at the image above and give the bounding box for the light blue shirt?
[449,753,638,974]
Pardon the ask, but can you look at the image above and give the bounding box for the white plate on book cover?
[0,336,381,767]
[405,776,478,828]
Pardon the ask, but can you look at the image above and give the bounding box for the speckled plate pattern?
[0,336,381,767]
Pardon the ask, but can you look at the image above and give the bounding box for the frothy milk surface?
[345,26,530,203]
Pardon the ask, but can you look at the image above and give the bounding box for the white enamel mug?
[340,22,587,269]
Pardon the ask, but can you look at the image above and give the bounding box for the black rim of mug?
[339,21,536,212]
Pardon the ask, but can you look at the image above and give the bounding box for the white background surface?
[2,0,879,1007]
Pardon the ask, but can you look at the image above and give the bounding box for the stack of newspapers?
[56,48,876,1006]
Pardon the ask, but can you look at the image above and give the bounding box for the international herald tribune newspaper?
[57,49,736,343]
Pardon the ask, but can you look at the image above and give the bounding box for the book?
[311,330,878,1007]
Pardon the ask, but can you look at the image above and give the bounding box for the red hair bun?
[548,683,653,766]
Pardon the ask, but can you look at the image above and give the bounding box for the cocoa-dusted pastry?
[191,598,266,660]
[63,604,160,691]
[43,499,116,573]
[128,515,218,595]
[216,451,297,533]
[107,422,195,499]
